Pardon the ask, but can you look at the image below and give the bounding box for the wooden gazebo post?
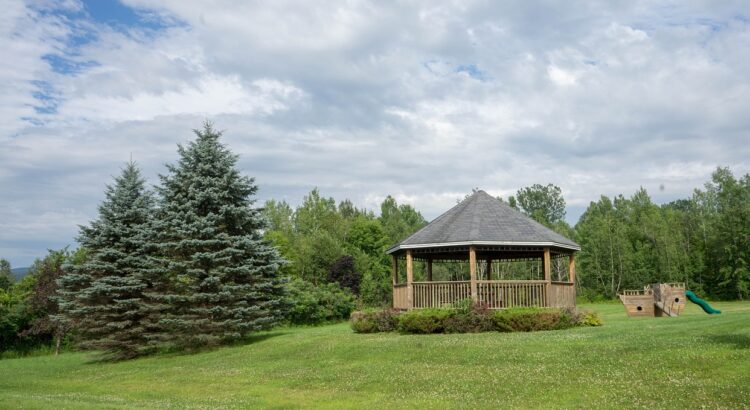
[543,247,551,306]
[391,255,398,286]
[469,246,477,301]
[569,253,576,283]
[406,250,414,309]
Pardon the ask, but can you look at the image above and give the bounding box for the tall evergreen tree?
[154,123,285,348]
[57,163,156,360]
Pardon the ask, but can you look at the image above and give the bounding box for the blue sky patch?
[42,54,99,75]
[82,0,171,31]
[455,64,488,81]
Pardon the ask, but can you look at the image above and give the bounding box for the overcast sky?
[2,1,750,266]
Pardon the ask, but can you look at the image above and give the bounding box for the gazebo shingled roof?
[387,190,580,254]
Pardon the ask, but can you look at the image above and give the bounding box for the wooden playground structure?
[619,283,686,317]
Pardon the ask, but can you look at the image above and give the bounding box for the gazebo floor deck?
[393,280,575,310]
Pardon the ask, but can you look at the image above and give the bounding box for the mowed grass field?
[1,302,749,409]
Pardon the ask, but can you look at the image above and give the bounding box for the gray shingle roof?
[387,190,580,253]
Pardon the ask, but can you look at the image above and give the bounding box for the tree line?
[1,123,749,358]
[574,168,750,301]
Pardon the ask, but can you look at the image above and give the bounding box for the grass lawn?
[1,302,749,409]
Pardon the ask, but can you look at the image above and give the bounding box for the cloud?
[2,1,750,265]
[55,75,304,123]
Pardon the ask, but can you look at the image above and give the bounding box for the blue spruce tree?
[58,162,156,360]
[154,122,286,348]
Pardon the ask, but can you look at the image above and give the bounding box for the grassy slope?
[1,302,749,409]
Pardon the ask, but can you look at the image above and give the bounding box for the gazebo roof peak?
[386,189,580,254]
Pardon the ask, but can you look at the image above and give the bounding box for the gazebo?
[387,190,580,310]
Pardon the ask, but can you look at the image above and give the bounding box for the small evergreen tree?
[153,122,286,348]
[57,163,156,360]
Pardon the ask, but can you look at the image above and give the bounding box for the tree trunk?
[55,334,61,356]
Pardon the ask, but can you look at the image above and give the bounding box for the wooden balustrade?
[393,284,409,310]
[549,281,576,307]
[412,281,471,308]
[395,280,576,309]
[477,280,548,309]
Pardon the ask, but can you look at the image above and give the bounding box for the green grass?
[2,302,750,409]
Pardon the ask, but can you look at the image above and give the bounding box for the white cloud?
[2,1,750,265]
[55,75,304,123]
[547,65,577,86]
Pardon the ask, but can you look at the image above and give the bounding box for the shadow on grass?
[84,331,287,364]
[707,333,750,349]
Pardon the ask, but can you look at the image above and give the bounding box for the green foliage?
[492,308,576,332]
[379,195,427,245]
[153,122,286,349]
[699,168,750,300]
[285,278,356,325]
[23,249,74,353]
[354,303,597,334]
[575,167,750,300]
[442,303,495,333]
[576,310,603,327]
[349,309,399,333]
[262,190,425,308]
[395,309,454,334]
[347,217,388,255]
[0,259,12,290]
[57,162,157,360]
[0,250,79,354]
[513,183,566,226]
[0,276,35,352]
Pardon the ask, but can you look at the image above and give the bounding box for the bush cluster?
[285,277,357,325]
[349,309,400,333]
[350,301,602,334]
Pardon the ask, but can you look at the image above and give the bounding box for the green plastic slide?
[685,290,721,314]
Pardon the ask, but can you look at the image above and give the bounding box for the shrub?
[350,304,602,334]
[492,308,576,332]
[350,309,400,333]
[577,310,603,327]
[443,300,494,333]
[396,309,454,334]
[285,277,357,325]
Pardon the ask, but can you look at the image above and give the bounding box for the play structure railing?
[622,289,651,296]
[398,280,576,309]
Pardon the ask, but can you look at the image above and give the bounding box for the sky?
[2,1,750,267]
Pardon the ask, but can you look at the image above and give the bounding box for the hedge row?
[350,303,602,334]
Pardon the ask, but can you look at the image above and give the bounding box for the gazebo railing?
[413,281,471,308]
[550,281,576,307]
[393,283,409,310]
[478,280,547,309]
[401,280,575,309]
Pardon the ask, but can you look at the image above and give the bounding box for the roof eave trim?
[386,241,581,254]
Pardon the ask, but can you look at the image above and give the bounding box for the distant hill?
[10,267,30,281]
